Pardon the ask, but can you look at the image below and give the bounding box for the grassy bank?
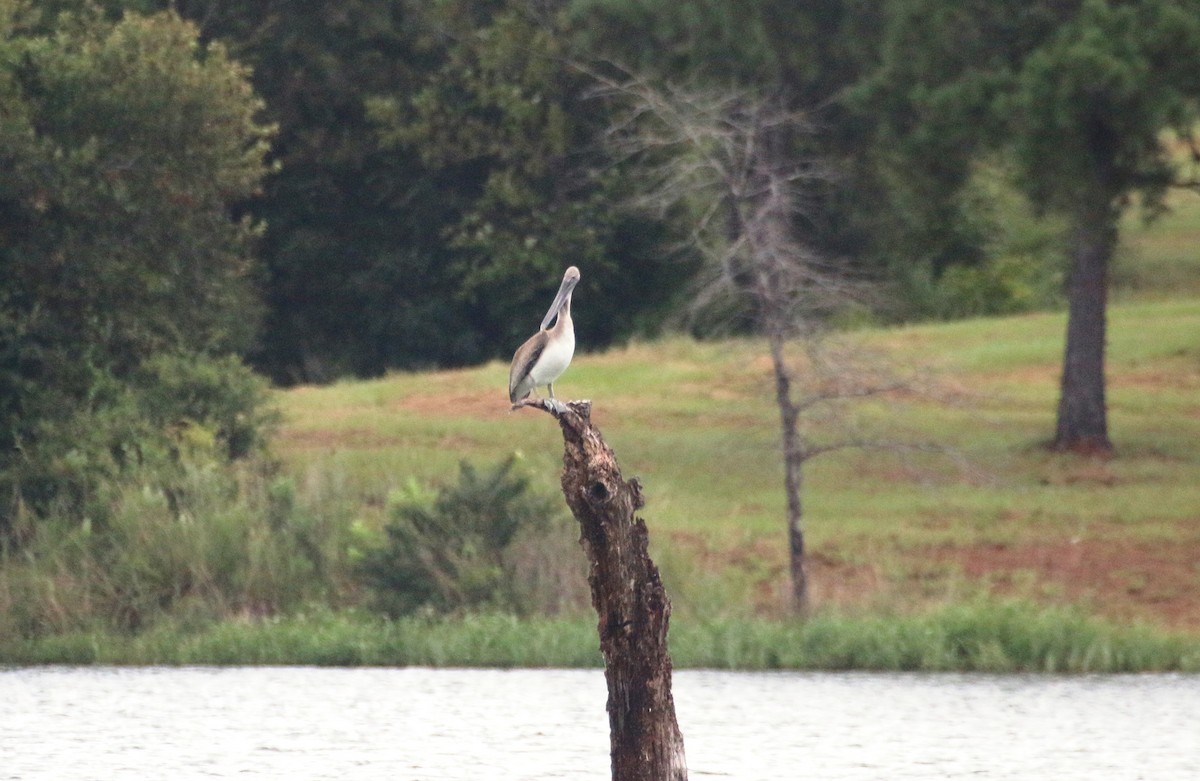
[4,602,1197,673]
[4,296,1198,668]
[275,296,1200,631]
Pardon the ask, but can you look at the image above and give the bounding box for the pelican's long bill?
[508,266,581,407]
[541,271,579,330]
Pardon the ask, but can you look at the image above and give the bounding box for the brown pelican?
[509,266,580,407]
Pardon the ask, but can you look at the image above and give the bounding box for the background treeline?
[155,0,699,383]
[56,0,1076,384]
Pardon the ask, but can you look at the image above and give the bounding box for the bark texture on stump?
[519,398,687,781]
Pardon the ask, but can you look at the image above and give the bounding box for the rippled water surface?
[3,667,1198,779]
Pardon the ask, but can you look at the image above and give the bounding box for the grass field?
[266,190,1200,648]
[275,292,1200,632]
[1117,189,1200,299]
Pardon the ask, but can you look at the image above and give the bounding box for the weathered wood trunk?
[520,398,687,781]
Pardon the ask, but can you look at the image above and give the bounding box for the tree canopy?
[129,0,690,383]
[859,0,1200,451]
[0,3,274,533]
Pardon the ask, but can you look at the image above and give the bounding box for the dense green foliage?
[12,0,1194,381]
[859,0,1200,242]
[857,0,1200,449]
[121,0,688,383]
[164,0,473,381]
[358,457,579,616]
[0,4,275,536]
[573,0,893,300]
[0,454,329,637]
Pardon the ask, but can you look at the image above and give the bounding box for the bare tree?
[591,70,920,612]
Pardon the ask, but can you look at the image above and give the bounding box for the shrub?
[887,160,1068,322]
[135,351,279,460]
[0,6,271,541]
[0,351,278,543]
[358,457,584,617]
[0,454,332,638]
[895,252,1065,321]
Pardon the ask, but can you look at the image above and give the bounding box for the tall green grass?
[0,454,354,639]
[4,602,1196,673]
[0,612,601,668]
[672,602,1200,673]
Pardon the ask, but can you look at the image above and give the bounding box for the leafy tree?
[366,0,690,362]
[0,4,274,534]
[572,0,884,105]
[149,0,459,382]
[137,0,688,382]
[859,0,1200,453]
[348,3,675,375]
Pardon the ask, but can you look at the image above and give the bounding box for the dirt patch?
[662,532,883,618]
[804,550,886,611]
[1113,367,1200,392]
[664,527,1200,629]
[976,363,1060,388]
[1039,459,1119,486]
[838,534,1200,629]
[928,535,1200,629]
[397,388,513,420]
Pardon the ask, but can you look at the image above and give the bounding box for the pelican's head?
[541,266,581,330]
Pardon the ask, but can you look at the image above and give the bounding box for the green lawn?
[1117,189,1200,299]
[276,296,1200,629]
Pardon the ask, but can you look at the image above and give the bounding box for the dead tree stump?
[518,398,687,781]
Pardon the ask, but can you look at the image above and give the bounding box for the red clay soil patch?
[804,550,886,611]
[664,529,1200,628]
[929,536,1200,629]
[1113,367,1200,392]
[664,532,882,617]
[397,388,513,420]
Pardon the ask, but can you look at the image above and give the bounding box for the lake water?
[2,667,1198,780]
